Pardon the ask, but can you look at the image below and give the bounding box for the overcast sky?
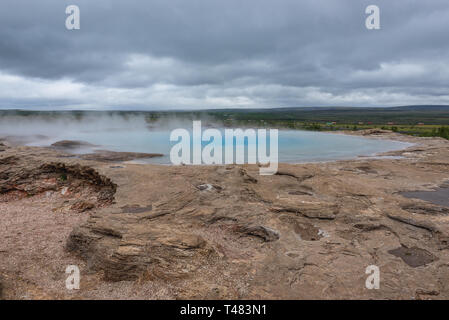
[0,0,448,110]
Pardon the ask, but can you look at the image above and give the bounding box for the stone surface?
[1,131,449,299]
[51,140,96,149]
[0,151,117,207]
[71,200,96,213]
[0,276,3,299]
[79,150,163,162]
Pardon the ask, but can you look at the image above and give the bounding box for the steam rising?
[0,111,222,148]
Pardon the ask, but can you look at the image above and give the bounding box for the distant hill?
[200,105,449,125]
[1,105,449,125]
[389,105,449,112]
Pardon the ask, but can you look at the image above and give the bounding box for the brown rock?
[0,157,117,204]
[271,203,337,220]
[71,200,95,213]
[234,224,280,242]
[66,214,216,281]
[79,150,163,162]
[51,140,95,149]
[293,222,322,241]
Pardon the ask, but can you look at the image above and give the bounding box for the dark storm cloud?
[0,0,448,109]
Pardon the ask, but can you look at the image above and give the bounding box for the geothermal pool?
[0,115,411,164]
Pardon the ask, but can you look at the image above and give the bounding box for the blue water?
[26,126,411,164]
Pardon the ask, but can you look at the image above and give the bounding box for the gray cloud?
[0,0,448,109]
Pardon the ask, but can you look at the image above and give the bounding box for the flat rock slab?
[121,204,153,213]
[80,150,163,162]
[51,140,96,149]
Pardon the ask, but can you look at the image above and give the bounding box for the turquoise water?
[24,126,411,164]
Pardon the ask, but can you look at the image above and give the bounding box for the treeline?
[422,126,449,140]
[298,123,449,140]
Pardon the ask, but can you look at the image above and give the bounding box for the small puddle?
[401,184,449,208]
[388,246,437,267]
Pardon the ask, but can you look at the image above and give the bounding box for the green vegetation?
[423,126,449,139]
[303,123,322,131]
[294,123,449,140]
[202,106,449,140]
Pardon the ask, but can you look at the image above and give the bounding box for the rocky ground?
[1,131,449,299]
